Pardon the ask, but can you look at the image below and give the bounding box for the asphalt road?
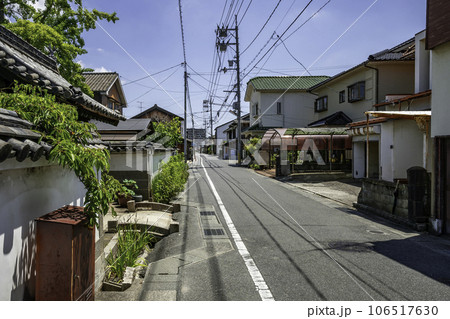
[175,154,450,301]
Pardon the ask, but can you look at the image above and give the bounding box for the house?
[351,31,433,229]
[215,119,234,159]
[427,0,450,234]
[92,119,171,200]
[0,25,124,300]
[244,76,329,137]
[309,38,416,127]
[131,103,184,132]
[348,32,430,181]
[82,72,127,115]
[223,114,250,161]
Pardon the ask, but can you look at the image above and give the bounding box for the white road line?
[200,157,274,301]
[252,177,376,301]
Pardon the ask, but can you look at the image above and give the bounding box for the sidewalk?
[255,169,361,207]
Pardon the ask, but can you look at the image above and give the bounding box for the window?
[276,102,282,115]
[253,103,259,117]
[315,96,328,112]
[339,90,345,103]
[348,81,365,102]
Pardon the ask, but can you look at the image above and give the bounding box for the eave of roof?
[348,117,389,128]
[308,111,352,127]
[365,110,431,119]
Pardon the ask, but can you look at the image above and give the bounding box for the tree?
[150,117,183,149]
[0,0,118,95]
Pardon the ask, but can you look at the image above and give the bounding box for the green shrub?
[151,153,189,203]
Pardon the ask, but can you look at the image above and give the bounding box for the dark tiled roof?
[108,141,166,152]
[308,111,352,127]
[0,26,125,125]
[0,108,51,162]
[92,119,151,132]
[0,108,107,163]
[82,72,118,92]
[247,76,330,91]
[131,104,184,120]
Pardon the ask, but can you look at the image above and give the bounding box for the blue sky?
[79,0,426,131]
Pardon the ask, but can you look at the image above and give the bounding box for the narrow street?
[154,154,450,301]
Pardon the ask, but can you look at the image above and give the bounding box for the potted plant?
[123,179,143,202]
[117,179,138,207]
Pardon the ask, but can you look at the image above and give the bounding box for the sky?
[77,0,427,133]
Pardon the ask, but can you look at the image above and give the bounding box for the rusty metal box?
[35,206,95,301]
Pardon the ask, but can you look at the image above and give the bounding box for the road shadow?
[372,235,450,286]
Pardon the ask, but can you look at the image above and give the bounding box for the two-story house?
[83,71,127,115]
[309,37,416,180]
[309,38,415,127]
[244,76,329,137]
[223,114,250,161]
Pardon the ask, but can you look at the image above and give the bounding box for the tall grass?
[106,224,156,282]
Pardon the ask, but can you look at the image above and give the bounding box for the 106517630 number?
[368,305,438,316]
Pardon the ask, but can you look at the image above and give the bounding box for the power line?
[241,0,282,55]
[238,0,253,25]
[242,0,315,79]
[122,63,183,86]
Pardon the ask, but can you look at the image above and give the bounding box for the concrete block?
[122,267,136,290]
[172,203,181,212]
[127,200,136,212]
[107,220,118,233]
[102,281,123,292]
[169,221,179,234]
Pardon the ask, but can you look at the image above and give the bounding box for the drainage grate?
[203,228,225,236]
[200,211,216,216]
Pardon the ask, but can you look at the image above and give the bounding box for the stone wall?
[355,179,409,222]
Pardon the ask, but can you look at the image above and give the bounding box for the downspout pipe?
[363,62,379,105]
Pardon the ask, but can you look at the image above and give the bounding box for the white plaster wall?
[415,30,431,93]
[380,121,395,182]
[215,124,229,156]
[257,92,316,128]
[393,119,424,179]
[249,90,261,127]
[151,150,172,177]
[311,69,375,123]
[110,151,148,172]
[431,41,450,137]
[0,161,85,301]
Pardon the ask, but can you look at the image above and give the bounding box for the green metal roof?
[284,128,348,135]
[247,76,330,91]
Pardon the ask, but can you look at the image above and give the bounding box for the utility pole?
[235,15,242,166]
[137,101,144,113]
[216,14,242,165]
[184,69,188,162]
[210,99,213,139]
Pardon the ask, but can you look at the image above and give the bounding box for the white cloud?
[97,48,105,53]
[31,0,46,10]
[94,66,112,72]
[76,60,85,68]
